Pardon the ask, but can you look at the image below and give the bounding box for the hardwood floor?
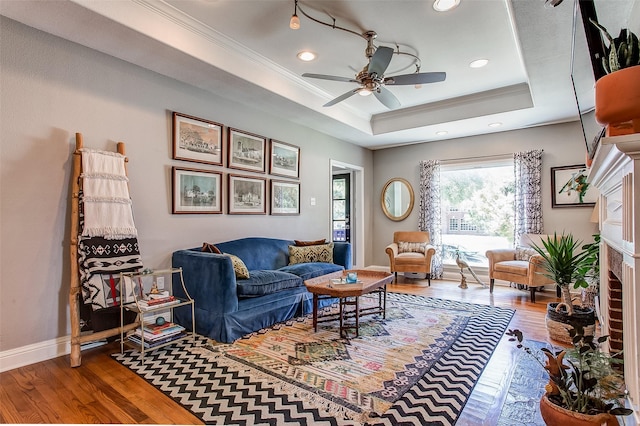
[0,278,563,424]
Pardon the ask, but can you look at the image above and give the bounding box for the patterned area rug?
[113,293,514,425]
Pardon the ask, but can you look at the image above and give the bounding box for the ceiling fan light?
[289,14,300,30]
[433,0,460,12]
[359,89,373,97]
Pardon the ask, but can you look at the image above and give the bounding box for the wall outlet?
[310,197,316,206]
[156,276,165,289]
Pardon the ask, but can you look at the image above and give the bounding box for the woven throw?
[113,293,514,425]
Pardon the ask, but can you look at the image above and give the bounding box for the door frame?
[330,160,364,268]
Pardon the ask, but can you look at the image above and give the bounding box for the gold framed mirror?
[381,178,414,221]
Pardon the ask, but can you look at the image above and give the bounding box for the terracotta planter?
[539,394,619,426]
[595,65,640,136]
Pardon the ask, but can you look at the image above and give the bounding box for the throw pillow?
[294,239,327,246]
[225,253,250,279]
[202,242,222,254]
[515,246,538,261]
[288,242,334,265]
[398,241,427,254]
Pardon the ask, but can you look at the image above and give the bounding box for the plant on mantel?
[589,19,640,74]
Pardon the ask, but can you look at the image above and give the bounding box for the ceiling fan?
[302,31,446,109]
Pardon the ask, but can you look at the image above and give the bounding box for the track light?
[290,0,300,29]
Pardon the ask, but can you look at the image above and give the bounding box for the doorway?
[330,160,364,268]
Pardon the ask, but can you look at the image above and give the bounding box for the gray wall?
[371,122,599,266]
[0,17,373,352]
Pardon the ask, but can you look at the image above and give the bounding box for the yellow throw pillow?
[225,254,250,279]
[288,242,334,265]
[398,241,427,254]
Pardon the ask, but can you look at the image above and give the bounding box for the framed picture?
[271,180,300,215]
[228,128,266,173]
[172,112,223,165]
[172,167,223,214]
[269,140,300,178]
[551,164,597,208]
[228,174,266,214]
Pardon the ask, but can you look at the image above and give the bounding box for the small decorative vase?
[595,65,640,136]
[539,394,619,426]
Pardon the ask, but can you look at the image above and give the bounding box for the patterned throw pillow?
[288,242,334,265]
[225,254,250,279]
[515,246,538,261]
[202,242,222,254]
[398,241,427,254]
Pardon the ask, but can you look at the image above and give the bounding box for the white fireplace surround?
[588,133,640,423]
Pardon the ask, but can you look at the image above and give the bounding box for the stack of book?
[128,321,186,349]
[135,295,180,311]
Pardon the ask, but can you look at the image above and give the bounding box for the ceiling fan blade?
[374,86,401,109]
[368,46,394,77]
[323,88,360,107]
[302,73,358,83]
[384,72,446,85]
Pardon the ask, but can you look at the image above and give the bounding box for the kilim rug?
[113,293,514,425]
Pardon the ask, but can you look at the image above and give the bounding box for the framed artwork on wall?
[172,112,223,166]
[172,167,223,214]
[551,164,597,208]
[269,140,300,178]
[227,128,266,173]
[271,180,300,215]
[228,174,267,214]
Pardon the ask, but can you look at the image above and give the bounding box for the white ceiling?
[0,0,635,149]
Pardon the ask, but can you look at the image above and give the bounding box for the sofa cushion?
[236,270,302,297]
[279,262,343,281]
[288,242,334,265]
[494,260,529,276]
[226,254,250,279]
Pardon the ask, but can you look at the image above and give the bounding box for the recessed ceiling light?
[436,130,448,136]
[297,51,316,61]
[488,122,503,128]
[469,59,489,68]
[433,0,460,12]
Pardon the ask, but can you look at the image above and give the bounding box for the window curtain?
[418,160,443,279]
[513,149,544,245]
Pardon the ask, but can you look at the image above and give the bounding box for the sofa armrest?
[172,250,239,314]
[333,242,352,269]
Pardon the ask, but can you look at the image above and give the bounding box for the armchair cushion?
[493,260,529,276]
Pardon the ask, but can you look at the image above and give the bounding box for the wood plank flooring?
[0,278,563,424]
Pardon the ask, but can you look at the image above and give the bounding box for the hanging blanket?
[80,149,137,240]
[77,148,143,310]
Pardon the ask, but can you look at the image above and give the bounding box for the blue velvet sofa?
[172,237,352,343]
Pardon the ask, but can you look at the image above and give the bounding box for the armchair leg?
[490,278,495,293]
[394,272,398,283]
[530,287,536,303]
[427,273,431,287]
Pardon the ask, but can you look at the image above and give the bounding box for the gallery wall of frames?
[171,112,301,216]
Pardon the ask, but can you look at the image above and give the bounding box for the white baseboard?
[0,336,71,372]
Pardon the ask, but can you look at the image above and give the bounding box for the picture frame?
[271,180,300,215]
[172,112,223,165]
[172,167,223,214]
[228,174,267,215]
[227,128,266,173]
[551,164,597,208]
[269,140,300,178]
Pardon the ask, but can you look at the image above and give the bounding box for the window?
[440,159,514,267]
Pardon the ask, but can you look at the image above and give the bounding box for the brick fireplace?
[588,133,640,423]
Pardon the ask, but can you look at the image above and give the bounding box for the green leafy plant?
[507,321,632,417]
[581,233,600,282]
[590,18,640,74]
[530,232,592,315]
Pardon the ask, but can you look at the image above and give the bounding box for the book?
[136,298,180,311]
[128,331,187,349]
[143,321,178,334]
[134,325,185,341]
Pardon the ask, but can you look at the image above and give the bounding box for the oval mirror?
[381,178,414,221]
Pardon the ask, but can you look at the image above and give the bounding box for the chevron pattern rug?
[113,293,514,425]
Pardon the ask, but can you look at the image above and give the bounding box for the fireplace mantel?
[588,133,640,423]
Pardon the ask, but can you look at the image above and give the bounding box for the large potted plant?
[507,322,633,425]
[580,234,600,309]
[589,19,640,136]
[530,233,596,343]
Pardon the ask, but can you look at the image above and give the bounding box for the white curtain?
[514,149,544,244]
[418,160,443,279]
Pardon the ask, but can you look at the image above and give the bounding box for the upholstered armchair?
[485,234,556,302]
[385,231,436,285]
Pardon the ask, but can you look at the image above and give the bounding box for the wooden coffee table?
[304,270,394,338]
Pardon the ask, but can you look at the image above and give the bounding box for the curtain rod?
[439,149,544,165]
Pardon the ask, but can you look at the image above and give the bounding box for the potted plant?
[580,234,600,309]
[530,233,596,343]
[507,322,633,425]
[589,19,640,136]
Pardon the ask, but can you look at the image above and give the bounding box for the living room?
[1,0,639,424]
